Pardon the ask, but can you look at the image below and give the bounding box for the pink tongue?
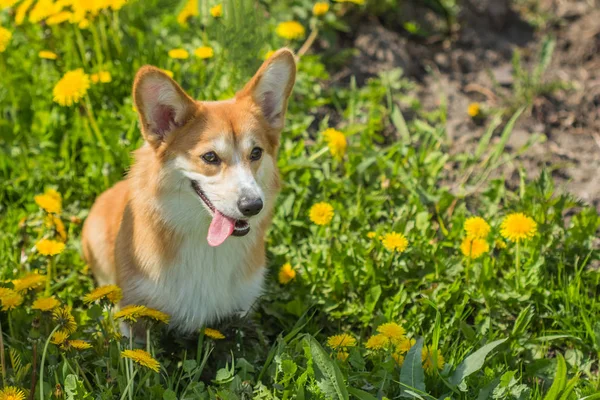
[207,210,236,247]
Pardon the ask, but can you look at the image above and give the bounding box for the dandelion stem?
[40,325,61,400]
[84,95,108,150]
[308,146,329,162]
[515,241,521,289]
[0,320,5,386]
[74,358,94,392]
[45,257,53,295]
[196,329,205,365]
[297,28,319,59]
[7,311,15,340]
[128,325,134,400]
[119,369,138,400]
[70,26,89,69]
[465,256,471,285]
[146,328,151,387]
[89,21,105,67]
[111,10,123,54]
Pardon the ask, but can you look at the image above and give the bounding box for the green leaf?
[512,306,534,337]
[580,395,600,400]
[347,387,378,400]
[163,389,177,400]
[400,337,426,398]
[364,285,382,313]
[307,335,349,400]
[64,374,90,400]
[558,374,580,400]
[489,107,525,167]
[390,104,410,142]
[476,377,500,400]
[543,353,567,400]
[450,338,507,387]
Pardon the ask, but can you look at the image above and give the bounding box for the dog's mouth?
[190,180,250,246]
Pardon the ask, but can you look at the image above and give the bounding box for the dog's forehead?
[203,100,258,134]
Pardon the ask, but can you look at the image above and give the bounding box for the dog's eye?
[201,151,220,165]
[250,147,263,161]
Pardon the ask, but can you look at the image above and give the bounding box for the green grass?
[1,0,599,398]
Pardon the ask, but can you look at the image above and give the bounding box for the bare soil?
[332,0,600,209]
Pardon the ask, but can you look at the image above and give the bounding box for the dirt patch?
[332,0,600,209]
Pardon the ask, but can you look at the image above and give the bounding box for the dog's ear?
[133,66,196,147]
[239,48,296,130]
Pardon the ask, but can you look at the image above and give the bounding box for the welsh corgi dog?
[81,48,296,333]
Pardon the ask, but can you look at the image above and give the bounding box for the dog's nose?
[237,196,263,217]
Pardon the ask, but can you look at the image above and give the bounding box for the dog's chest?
[134,235,265,332]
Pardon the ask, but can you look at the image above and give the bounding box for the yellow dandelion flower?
[52,306,77,334]
[336,351,349,361]
[395,337,415,354]
[326,333,356,349]
[0,288,13,299]
[0,0,20,9]
[53,69,90,106]
[39,52,58,62]
[309,202,334,226]
[276,21,305,40]
[323,128,347,159]
[50,330,69,345]
[367,231,376,239]
[12,272,46,292]
[107,0,126,10]
[365,334,389,350]
[209,3,222,17]
[467,102,481,117]
[177,0,198,25]
[161,69,174,78]
[15,0,34,25]
[52,216,67,241]
[1,291,23,311]
[377,322,406,342]
[28,0,60,23]
[168,48,189,59]
[138,307,170,324]
[392,352,405,366]
[83,284,122,304]
[495,239,507,249]
[34,188,62,213]
[500,213,537,242]
[460,237,489,259]
[114,305,147,322]
[0,386,26,400]
[204,328,225,339]
[194,46,214,59]
[32,296,60,311]
[91,71,111,83]
[278,263,296,284]
[464,216,490,239]
[78,18,89,29]
[68,340,92,350]
[422,346,444,375]
[313,2,329,16]
[263,50,275,60]
[121,349,160,372]
[0,27,12,53]
[46,11,73,25]
[36,239,65,256]
[382,232,408,252]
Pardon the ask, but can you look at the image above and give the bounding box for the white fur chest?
[128,228,265,333]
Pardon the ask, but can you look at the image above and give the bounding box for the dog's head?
[132,49,296,246]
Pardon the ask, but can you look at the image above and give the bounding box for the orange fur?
[81,49,296,332]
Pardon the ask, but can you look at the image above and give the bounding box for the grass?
[1,0,599,398]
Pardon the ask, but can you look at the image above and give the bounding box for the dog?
[81,48,296,333]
